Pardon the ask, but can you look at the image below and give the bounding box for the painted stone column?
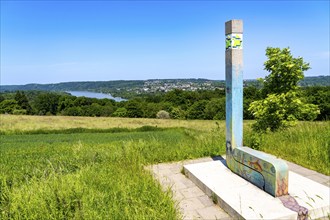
[224,20,289,197]
[225,20,243,166]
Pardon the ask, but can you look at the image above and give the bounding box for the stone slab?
[184,160,330,219]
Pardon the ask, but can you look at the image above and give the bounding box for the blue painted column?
[224,20,289,197]
[225,20,243,157]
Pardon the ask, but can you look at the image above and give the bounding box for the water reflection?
[67,91,126,102]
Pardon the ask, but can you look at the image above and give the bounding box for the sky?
[1,1,329,85]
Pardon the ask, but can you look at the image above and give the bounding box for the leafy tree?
[126,101,143,118]
[170,107,186,119]
[159,102,174,113]
[204,98,225,120]
[112,107,127,117]
[58,97,75,113]
[0,99,24,114]
[249,91,319,131]
[14,91,32,114]
[73,97,93,107]
[186,100,208,119]
[262,47,310,96]
[164,89,186,106]
[249,47,319,132]
[100,105,114,117]
[143,102,160,118]
[243,87,261,119]
[0,99,21,114]
[81,103,103,117]
[33,93,60,115]
[302,86,330,120]
[62,106,82,116]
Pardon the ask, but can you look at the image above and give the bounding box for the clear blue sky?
[1,1,329,85]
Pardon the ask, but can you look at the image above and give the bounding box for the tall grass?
[0,115,328,219]
[244,121,330,175]
[0,127,225,219]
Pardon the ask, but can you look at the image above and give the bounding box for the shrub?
[249,91,319,132]
[156,110,170,119]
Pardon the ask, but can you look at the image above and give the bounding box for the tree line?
[0,85,328,121]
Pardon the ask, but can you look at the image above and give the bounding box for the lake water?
[67,91,127,102]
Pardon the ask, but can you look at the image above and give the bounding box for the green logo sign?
[226,34,243,50]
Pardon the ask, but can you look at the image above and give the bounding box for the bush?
[249,91,319,132]
[112,107,127,117]
[170,107,185,119]
[156,110,170,119]
[0,100,21,114]
[12,109,27,115]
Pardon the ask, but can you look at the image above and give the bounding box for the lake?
[67,91,127,102]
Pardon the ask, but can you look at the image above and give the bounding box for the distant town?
[1,75,329,99]
[119,79,223,94]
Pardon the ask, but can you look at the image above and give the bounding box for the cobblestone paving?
[146,157,329,220]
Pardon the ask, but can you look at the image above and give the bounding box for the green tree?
[262,47,310,96]
[33,93,60,115]
[243,86,261,120]
[302,86,330,120]
[0,95,5,103]
[100,105,114,117]
[62,106,82,116]
[73,97,93,107]
[14,91,32,114]
[0,99,21,114]
[249,47,319,132]
[204,98,226,120]
[112,107,127,117]
[170,107,186,119]
[58,97,75,113]
[81,103,103,117]
[126,101,143,118]
[186,100,208,120]
[143,102,160,118]
[249,91,319,131]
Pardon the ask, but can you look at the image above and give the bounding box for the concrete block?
[184,160,330,219]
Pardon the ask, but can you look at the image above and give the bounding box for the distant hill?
[0,80,145,92]
[298,75,330,87]
[1,76,329,98]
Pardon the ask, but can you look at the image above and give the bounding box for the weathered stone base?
[184,158,330,219]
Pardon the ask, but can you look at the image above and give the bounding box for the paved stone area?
[146,157,329,220]
[285,160,330,187]
[146,157,231,219]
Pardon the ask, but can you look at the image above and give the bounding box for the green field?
[1,115,329,219]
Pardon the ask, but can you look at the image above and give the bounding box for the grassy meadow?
[1,114,329,219]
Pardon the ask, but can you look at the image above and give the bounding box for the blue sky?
[1,1,329,85]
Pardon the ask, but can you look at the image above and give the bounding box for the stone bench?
[226,146,289,197]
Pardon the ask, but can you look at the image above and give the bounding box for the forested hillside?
[1,86,329,120]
